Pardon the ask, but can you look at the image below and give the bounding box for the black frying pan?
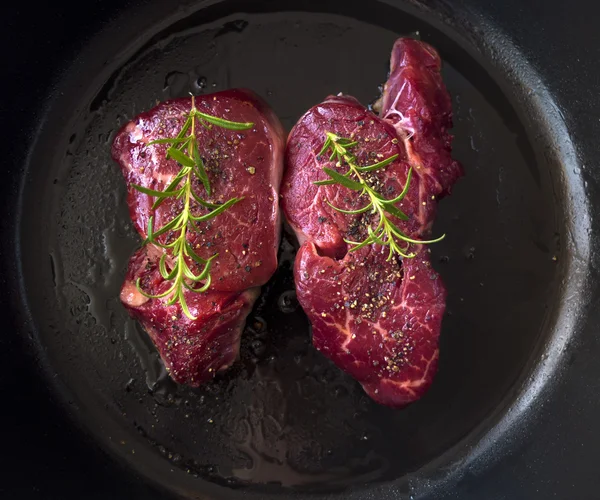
[3,1,600,499]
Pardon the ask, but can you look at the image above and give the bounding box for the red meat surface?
[113,89,285,385]
[282,39,463,407]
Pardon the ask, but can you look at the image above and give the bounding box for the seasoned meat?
[282,39,463,407]
[113,89,285,385]
[120,245,259,385]
[112,89,284,291]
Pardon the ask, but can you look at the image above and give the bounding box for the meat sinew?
[113,89,285,385]
[282,39,463,407]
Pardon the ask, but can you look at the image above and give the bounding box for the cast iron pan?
[3,1,600,499]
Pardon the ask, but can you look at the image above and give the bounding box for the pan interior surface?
[16,1,585,498]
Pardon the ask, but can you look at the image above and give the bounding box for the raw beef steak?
[282,39,463,407]
[121,245,259,385]
[112,89,285,291]
[113,90,285,385]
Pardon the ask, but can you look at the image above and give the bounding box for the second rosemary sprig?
[314,131,444,260]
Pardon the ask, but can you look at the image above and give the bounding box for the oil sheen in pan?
[37,4,564,495]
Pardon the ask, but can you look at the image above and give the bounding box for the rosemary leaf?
[325,199,373,215]
[355,153,399,172]
[318,138,332,156]
[158,253,170,279]
[322,167,363,191]
[382,202,409,221]
[189,197,241,222]
[178,291,195,320]
[185,241,209,266]
[135,278,175,299]
[150,212,184,239]
[344,237,373,252]
[313,179,338,186]
[166,147,195,167]
[175,116,193,140]
[190,190,220,208]
[131,183,181,198]
[195,110,254,130]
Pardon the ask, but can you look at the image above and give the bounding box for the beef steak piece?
[113,90,285,385]
[112,89,285,292]
[282,39,463,407]
[121,245,259,385]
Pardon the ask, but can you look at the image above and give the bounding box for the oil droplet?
[251,339,266,357]
[194,76,207,92]
[465,247,476,260]
[249,316,267,335]
[277,290,298,313]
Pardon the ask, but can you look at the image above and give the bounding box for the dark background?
[2,1,600,499]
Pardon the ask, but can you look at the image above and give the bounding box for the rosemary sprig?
[314,131,444,260]
[131,97,253,319]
